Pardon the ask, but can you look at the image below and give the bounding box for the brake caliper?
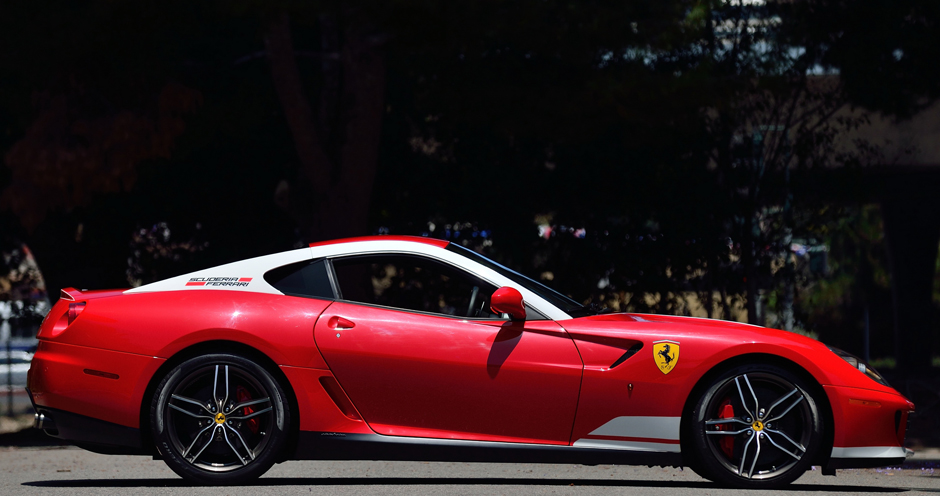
[236,385,259,434]
[717,399,735,458]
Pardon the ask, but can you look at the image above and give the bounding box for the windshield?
[446,243,588,316]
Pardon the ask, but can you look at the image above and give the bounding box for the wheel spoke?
[169,403,213,419]
[222,365,230,410]
[182,423,215,458]
[734,376,756,419]
[764,388,799,419]
[763,431,802,460]
[747,434,762,478]
[742,374,760,417]
[230,397,271,412]
[221,423,248,466]
[227,406,273,421]
[188,426,219,464]
[765,427,806,452]
[170,394,212,414]
[225,423,256,461]
[212,365,220,405]
[737,432,755,477]
[701,370,816,482]
[706,427,751,435]
[766,395,805,423]
[212,365,231,407]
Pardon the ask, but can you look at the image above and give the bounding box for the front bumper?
[823,384,914,470]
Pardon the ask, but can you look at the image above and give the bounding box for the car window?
[447,243,586,315]
[331,254,499,318]
[264,259,335,299]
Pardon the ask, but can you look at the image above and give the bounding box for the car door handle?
[328,316,356,330]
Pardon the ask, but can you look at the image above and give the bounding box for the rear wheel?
[151,353,290,484]
[687,363,823,489]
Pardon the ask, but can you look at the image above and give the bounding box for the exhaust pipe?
[34,411,56,430]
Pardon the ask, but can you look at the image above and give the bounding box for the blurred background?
[1,1,940,439]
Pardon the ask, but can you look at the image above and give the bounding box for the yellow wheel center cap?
[214,412,226,424]
[752,420,764,431]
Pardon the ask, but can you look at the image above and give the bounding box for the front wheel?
[151,353,290,485]
[686,363,823,489]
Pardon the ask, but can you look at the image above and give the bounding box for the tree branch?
[265,12,334,192]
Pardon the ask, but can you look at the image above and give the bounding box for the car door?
[313,253,583,445]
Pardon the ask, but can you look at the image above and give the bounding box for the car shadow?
[23,477,910,492]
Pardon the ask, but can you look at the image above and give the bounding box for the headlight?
[828,347,890,387]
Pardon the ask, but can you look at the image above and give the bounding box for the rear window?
[264,259,335,299]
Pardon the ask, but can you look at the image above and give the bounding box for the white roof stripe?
[124,240,572,320]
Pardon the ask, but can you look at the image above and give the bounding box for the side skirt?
[826,457,907,470]
[295,432,683,467]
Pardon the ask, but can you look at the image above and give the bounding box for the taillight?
[39,300,87,339]
[67,302,86,325]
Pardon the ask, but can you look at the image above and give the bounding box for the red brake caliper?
[236,385,259,434]
[717,399,735,458]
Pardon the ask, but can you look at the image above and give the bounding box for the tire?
[686,363,823,489]
[151,353,290,485]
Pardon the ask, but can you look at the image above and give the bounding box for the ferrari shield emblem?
[653,340,680,374]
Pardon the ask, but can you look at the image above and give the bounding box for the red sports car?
[28,235,912,488]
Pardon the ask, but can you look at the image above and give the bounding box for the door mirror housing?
[490,287,526,321]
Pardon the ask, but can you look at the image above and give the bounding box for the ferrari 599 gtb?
[27,236,913,488]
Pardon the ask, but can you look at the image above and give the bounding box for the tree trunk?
[265,11,386,242]
[743,210,761,325]
[883,199,940,376]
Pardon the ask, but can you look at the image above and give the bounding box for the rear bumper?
[32,405,148,455]
[26,387,147,455]
[27,339,164,429]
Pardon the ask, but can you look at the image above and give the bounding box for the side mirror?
[490,287,526,321]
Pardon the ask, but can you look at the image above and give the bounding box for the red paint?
[308,235,449,249]
[490,286,526,320]
[314,301,582,444]
[560,313,910,449]
[29,340,164,428]
[28,238,914,467]
[824,385,914,448]
[40,290,332,369]
[583,435,681,445]
[278,365,373,434]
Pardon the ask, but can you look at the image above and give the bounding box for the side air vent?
[319,376,362,420]
[610,342,644,369]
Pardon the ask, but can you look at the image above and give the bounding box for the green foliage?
[1,2,939,368]
[792,205,897,356]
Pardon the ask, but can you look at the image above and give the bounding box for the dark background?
[2,1,940,377]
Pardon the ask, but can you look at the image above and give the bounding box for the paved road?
[2,446,939,495]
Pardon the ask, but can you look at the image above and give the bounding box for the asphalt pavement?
[1,445,939,496]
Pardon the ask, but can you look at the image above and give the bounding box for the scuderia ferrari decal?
[186,277,253,287]
[652,340,679,374]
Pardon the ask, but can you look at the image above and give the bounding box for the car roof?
[308,235,450,249]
